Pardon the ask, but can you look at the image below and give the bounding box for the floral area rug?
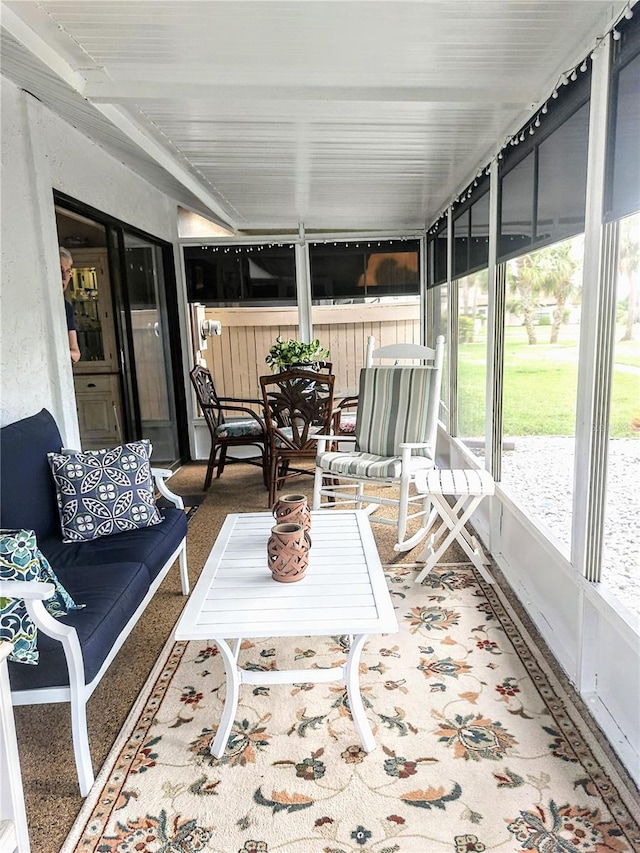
[62,563,640,853]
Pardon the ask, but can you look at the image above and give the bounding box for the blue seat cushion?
[39,508,187,584]
[0,409,62,541]
[7,561,150,690]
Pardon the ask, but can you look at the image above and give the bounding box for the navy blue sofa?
[0,408,189,796]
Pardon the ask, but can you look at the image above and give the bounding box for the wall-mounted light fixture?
[201,319,222,338]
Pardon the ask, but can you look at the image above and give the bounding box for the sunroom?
[0,2,638,851]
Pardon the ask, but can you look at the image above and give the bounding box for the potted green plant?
[265,337,330,372]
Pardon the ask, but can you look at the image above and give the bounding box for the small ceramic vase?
[267,522,308,583]
[273,493,312,545]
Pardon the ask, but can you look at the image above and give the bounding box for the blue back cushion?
[0,409,62,540]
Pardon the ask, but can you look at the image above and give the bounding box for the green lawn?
[457,325,640,438]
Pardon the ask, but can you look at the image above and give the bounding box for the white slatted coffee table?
[175,510,398,757]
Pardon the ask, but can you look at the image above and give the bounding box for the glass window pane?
[184,244,296,306]
[183,243,299,401]
[70,260,105,362]
[601,211,640,617]
[432,282,449,428]
[501,236,584,553]
[499,152,535,260]
[125,235,179,463]
[457,270,488,454]
[310,240,421,398]
[537,103,590,244]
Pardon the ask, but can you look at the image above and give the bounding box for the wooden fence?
[202,302,420,401]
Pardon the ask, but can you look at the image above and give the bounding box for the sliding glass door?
[123,233,180,464]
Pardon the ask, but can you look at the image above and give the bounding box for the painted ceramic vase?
[267,522,308,583]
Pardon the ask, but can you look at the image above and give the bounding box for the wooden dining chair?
[190,364,268,489]
[260,368,335,506]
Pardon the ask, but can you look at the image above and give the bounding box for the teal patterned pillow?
[48,440,163,543]
[0,529,82,665]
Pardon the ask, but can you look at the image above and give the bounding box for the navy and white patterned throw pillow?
[48,440,163,543]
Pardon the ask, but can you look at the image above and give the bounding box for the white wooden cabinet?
[73,373,122,449]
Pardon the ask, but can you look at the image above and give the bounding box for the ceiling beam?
[85,81,533,107]
[0,3,238,231]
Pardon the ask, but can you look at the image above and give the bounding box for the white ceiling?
[0,1,624,234]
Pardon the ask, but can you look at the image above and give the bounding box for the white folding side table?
[413,468,495,586]
[175,510,398,758]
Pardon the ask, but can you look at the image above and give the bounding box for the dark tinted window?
[453,208,470,278]
[609,51,640,220]
[470,192,490,272]
[537,102,590,243]
[309,240,419,302]
[184,244,296,305]
[435,227,448,286]
[499,151,535,259]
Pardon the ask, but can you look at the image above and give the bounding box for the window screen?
[498,66,591,262]
[452,190,490,279]
[499,151,535,259]
[537,103,589,243]
[608,49,640,220]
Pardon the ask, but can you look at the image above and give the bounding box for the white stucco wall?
[0,78,182,443]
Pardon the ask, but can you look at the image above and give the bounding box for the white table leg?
[210,638,241,757]
[344,633,375,752]
[415,494,492,585]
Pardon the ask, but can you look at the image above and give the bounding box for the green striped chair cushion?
[316,449,434,479]
[355,366,434,458]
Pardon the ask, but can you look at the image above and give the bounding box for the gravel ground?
[499,436,639,618]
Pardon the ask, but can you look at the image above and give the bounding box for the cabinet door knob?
[87,382,96,388]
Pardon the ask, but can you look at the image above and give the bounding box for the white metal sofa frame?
[0,470,189,797]
[313,336,445,552]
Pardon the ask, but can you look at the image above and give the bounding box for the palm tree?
[507,241,580,345]
[538,241,579,344]
[618,217,640,342]
[507,254,546,344]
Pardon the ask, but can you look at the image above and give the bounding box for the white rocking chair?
[313,336,445,552]
[366,335,442,367]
